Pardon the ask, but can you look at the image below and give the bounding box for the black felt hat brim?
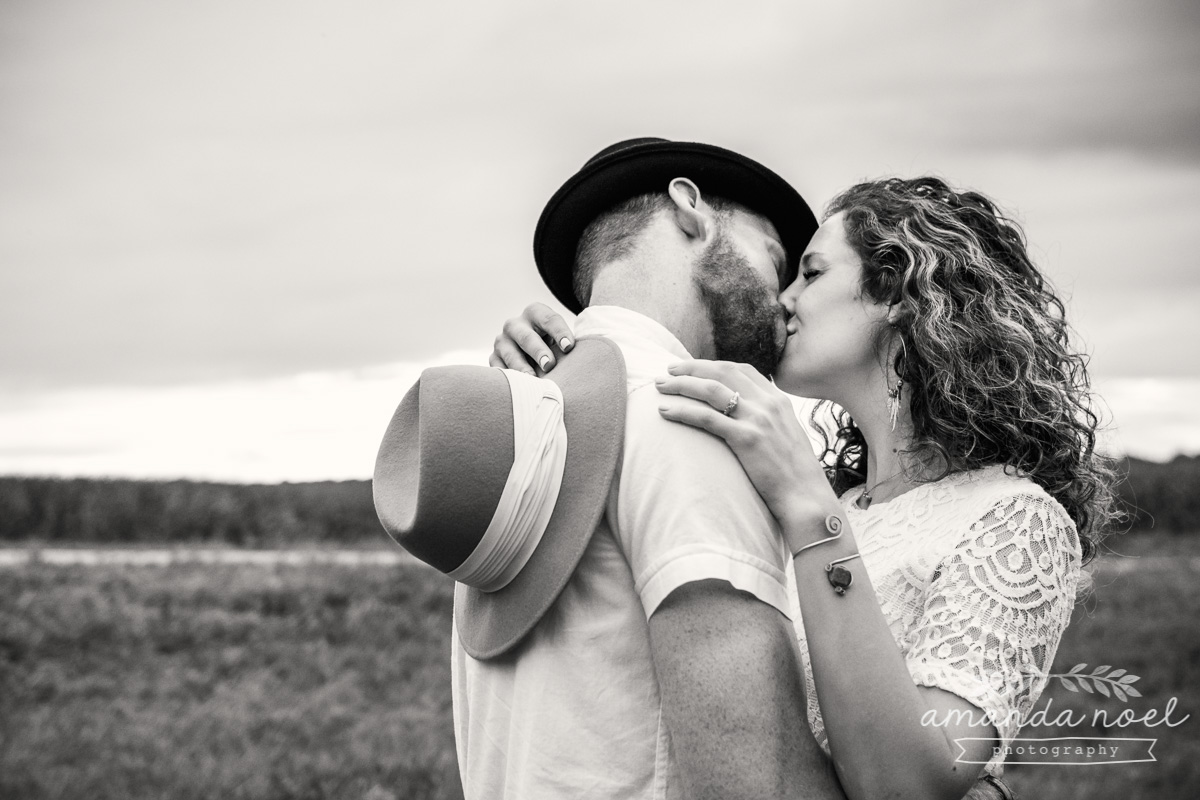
[534,139,819,314]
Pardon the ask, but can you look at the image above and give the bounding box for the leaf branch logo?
[1052,664,1142,702]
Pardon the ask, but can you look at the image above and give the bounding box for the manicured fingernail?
[560,337,573,352]
[666,362,680,374]
[654,376,666,384]
[539,356,552,371]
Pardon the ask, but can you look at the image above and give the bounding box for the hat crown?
[374,366,514,574]
[583,137,669,168]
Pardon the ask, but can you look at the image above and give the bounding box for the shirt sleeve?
[904,489,1082,751]
[615,384,791,619]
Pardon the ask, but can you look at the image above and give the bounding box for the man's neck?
[588,265,715,359]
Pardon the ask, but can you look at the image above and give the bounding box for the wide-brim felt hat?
[534,137,819,314]
[372,336,626,660]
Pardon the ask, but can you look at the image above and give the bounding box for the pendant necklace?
[856,470,905,509]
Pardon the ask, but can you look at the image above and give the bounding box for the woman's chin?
[774,363,840,403]
[773,368,813,398]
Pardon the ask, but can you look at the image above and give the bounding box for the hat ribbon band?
[447,370,567,592]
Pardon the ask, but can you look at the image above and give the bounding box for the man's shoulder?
[625,383,731,447]
[620,383,755,490]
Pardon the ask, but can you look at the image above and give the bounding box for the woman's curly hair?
[814,177,1117,562]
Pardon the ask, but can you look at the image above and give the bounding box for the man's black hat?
[533,137,819,314]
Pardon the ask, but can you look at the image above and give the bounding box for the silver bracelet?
[790,514,845,558]
[790,514,862,595]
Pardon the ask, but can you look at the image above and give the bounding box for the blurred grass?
[0,563,462,800]
[1003,531,1200,799]
[0,534,1196,799]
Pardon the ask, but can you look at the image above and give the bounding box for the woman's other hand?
[489,303,575,375]
[655,359,839,529]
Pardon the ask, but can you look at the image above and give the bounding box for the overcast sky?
[2,0,1198,481]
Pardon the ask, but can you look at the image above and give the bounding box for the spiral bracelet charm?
[790,514,845,559]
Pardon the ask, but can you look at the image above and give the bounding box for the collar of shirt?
[574,305,692,387]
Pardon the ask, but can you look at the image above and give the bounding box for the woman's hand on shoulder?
[655,359,839,528]
[489,302,575,375]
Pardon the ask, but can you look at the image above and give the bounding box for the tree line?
[0,455,1196,546]
[0,478,380,546]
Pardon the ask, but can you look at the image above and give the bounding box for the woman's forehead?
[804,213,855,260]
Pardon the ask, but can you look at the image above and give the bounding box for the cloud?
[1,0,1198,397]
[0,358,1193,484]
[0,350,488,483]
[1095,377,1200,459]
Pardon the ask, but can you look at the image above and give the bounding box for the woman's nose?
[778,278,800,310]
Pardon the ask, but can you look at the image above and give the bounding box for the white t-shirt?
[451,305,792,800]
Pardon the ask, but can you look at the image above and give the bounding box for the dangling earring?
[887,379,903,431]
[887,335,908,431]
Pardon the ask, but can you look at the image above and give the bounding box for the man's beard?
[692,232,785,378]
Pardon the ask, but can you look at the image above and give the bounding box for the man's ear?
[667,178,711,242]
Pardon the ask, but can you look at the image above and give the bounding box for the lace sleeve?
[905,490,1082,751]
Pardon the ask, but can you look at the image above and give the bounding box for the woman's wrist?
[779,497,847,556]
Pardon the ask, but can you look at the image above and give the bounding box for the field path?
[0,547,1196,571]
[0,547,419,568]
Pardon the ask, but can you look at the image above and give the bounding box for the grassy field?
[0,562,461,800]
[1002,532,1200,799]
[0,533,1197,799]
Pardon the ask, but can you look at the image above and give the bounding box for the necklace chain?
[856,470,906,509]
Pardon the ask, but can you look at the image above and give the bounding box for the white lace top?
[785,465,1082,777]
